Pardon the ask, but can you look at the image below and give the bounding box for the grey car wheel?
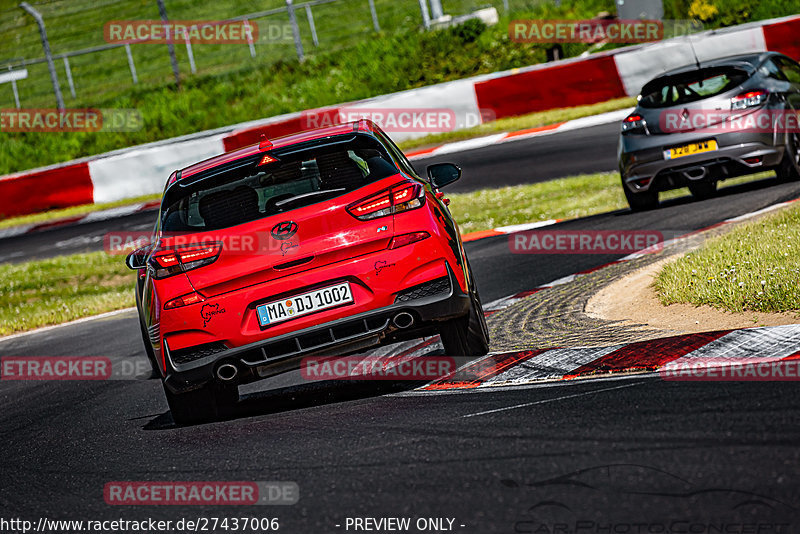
[622,177,659,211]
[777,131,800,182]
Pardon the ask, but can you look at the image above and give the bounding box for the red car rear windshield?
[161,135,399,232]
[638,66,750,108]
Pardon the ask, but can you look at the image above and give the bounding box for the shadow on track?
[142,378,428,430]
[620,174,798,214]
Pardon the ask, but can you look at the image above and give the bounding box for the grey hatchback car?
[618,51,800,210]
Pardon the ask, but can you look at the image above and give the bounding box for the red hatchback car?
[127,120,489,424]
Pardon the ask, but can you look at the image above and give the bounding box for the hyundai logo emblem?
[271,221,298,240]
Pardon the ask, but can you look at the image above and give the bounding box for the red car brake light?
[392,184,416,204]
[349,193,393,219]
[347,183,425,220]
[731,89,768,110]
[150,243,222,278]
[164,291,206,310]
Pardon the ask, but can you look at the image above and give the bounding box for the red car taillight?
[163,291,205,310]
[347,183,425,220]
[731,89,768,110]
[150,243,222,279]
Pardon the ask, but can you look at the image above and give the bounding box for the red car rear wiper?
[274,188,347,210]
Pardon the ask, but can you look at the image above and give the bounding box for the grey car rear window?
[638,67,749,108]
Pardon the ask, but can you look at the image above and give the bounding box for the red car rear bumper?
[162,260,469,394]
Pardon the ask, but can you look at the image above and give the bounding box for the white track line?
[0,225,35,239]
[494,219,559,233]
[461,380,645,418]
[0,307,136,343]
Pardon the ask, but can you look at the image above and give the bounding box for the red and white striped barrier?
[0,161,93,219]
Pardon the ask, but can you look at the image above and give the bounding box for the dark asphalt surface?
[419,122,621,194]
[1,123,799,530]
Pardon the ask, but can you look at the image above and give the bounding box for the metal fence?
[0,0,546,109]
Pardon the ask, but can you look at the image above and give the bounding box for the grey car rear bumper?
[620,134,786,193]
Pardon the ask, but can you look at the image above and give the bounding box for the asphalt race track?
[422,122,621,193]
[1,123,799,531]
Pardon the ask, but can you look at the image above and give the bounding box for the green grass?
[0,252,135,335]
[0,20,549,176]
[0,0,614,110]
[399,97,636,151]
[2,0,797,181]
[655,202,800,314]
[449,172,624,232]
[0,168,653,232]
[446,169,743,233]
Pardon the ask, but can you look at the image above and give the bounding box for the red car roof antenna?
[259,134,273,150]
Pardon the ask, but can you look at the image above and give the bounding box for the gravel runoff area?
[487,210,800,353]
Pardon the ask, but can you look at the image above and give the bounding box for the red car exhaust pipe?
[216,363,239,382]
[393,312,415,329]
